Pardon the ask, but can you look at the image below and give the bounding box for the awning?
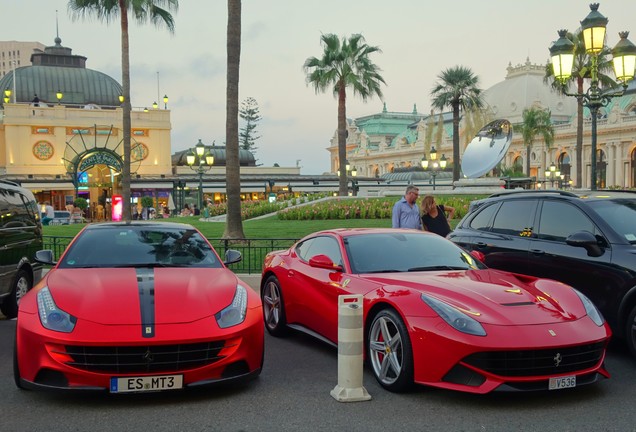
[131,182,175,189]
[22,182,75,191]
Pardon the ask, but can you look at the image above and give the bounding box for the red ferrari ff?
[14,222,263,393]
[261,228,611,394]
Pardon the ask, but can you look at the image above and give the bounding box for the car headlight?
[215,285,248,329]
[573,288,605,327]
[421,293,486,336]
[37,287,76,333]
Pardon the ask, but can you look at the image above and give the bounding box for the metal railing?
[42,236,298,274]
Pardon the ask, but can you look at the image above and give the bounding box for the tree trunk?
[526,144,531,178]
[452,100,460,183]
[337,84,348,196]
[119,0,131,222]
[223,0,245,239]
[576,77,584,188]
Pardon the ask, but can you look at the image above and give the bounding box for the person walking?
[392,185,422,229]
[420,195,455,237]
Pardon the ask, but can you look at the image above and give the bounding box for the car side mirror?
[35,249,56,266]
[470,250,486,263]
[566,231,604,257]
[308,254,343,271]
[224,249,242,265]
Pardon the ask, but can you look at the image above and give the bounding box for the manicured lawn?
[43,215,393,239]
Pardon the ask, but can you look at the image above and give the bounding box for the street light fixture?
[118,95,124,104]
[549,3,636,190]
[545,162,562,188]
[163,94,169,109]
[186,139,215,210]
[152,101,158,109]
[421,146,447,190]
[337,160,359,195]
[56,90,63,105]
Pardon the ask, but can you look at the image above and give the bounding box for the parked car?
[449,189,636,358]
[261,228,610,394]
[14,222,264,392]
[0,180,43,318]
[49,210,71,225]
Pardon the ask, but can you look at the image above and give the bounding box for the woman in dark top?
[421,195,456,237]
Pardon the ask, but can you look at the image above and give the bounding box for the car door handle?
[530,249,545,256]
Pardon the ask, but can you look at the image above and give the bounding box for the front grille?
[462,342,605,377]
[62,341,228,374]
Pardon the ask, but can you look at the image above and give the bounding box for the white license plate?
[110,374,183,393]
[549,375,576,390]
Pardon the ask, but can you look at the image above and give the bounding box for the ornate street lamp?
[152,101,158,109]
[421,146,447,190]
[186,139,215,210]
[549,3,636,190]
[56,90,63,105]
[163,94,169,109]
[545,162,562,188]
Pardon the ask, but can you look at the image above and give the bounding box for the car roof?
[484,189,636,202]
[82,221,197,231]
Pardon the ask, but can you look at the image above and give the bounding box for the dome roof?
[483,59,577,124]
[172,143,256,167]
[0,37,122,106]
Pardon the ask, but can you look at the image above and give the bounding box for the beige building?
[0,41,45,79]
[335,59,636,190]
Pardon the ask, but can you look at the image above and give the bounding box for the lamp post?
[4,88,11,105]
[545,162,562,188]
[163,94,168,109]
[56,90,63,105]
[11,60,16,103]
[186,139,214,211]
[337,160,358,196]
[549,3,636,191]
[421,146,447,190]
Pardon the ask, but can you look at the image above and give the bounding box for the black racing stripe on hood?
[136,268,155,338]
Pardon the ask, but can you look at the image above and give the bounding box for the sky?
[4,0,636,174]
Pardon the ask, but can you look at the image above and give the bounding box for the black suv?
[449,190,636,358]
[0,181,43,318]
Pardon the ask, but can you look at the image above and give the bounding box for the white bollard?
[330,294,371,402]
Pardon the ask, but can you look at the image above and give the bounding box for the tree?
[68,0,178,222]
[222,0,245,239]
[545,30,614,188]
[239,97,261,155]
[304,33,386,196]
[520,106,554,177]
[430,66,484,183]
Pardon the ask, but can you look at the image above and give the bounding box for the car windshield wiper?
[105,262,173,268]
[365,269,404,273]
[407,265,468,272]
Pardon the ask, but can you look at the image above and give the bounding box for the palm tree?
[545,30,614,188]
[304,34,385,196]
[520,106,554,177]
[68,0,178,222]
[430,66,484,183]
[223,0,245,239]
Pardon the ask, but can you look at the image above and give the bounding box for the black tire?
[626,305,636,359]
[0,269,32,319]
[367,308,414,392]
[261,275,287,336]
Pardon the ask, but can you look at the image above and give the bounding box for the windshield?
[344,232,485,274]
[58,225,222,269]
[587,199,636,243]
